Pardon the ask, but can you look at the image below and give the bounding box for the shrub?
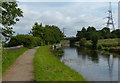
[97,45,104,50]
[7,34,41,48]
[79,38,87,46]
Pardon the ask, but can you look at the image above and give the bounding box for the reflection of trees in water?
[90,51,99,63]
[76,47,88,60]
[74,47,119,81]
[76,47,116,79]
[76,47,99,63]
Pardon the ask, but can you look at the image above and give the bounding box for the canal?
[60,46,119,81]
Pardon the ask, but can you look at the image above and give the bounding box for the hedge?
[6,34,42,48]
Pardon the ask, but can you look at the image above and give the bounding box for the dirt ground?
[2,47,39,81]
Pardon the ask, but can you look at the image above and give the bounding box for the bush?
[97,45,104,49]
[79,38,87,46]
[7,34,41,48]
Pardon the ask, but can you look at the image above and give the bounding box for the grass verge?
[34,46,86,81]
[78,38,120,51]
[2,48,28,73]
[98,38,120,47]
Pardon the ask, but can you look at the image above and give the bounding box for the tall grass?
[98,38,120,47]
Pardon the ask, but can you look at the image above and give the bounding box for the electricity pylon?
[106,2,115,30]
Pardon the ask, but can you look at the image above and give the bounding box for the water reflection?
[61,47,119,81]
[77,47,99,63]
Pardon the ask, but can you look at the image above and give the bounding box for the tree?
[1,2,23,42]
[77,26,97,40]
[111,29,120,38]
[81,27,86,33]
[87,26,96,32]
[79,38,87,46]
[30,22,44,38]
[100,27,110,39]
[86,26,96,40]
[76,31,82,39]
[30,22,64,45]
[81,27,87,38]
[91,34,98,49]
[96,30,104,39]
[43,25,64,44]
[30,22,45,45]
[76,27,87,40]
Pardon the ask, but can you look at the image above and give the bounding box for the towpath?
[2,47,38,81]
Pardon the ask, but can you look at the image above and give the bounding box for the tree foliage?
[91,34,98,49]
[79,38,87,46]
[30,22,64,45]
[76,26,96,40]
[6,34,41,48]
[111,29,120,38]
[76,26,120,40]
[100,27,110,39]
[87,26,96,32]
[76,26,119,49]
[1,2,23,42]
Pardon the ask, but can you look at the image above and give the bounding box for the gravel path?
[2,47,38,81]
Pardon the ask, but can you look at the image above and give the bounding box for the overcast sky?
[13,2,118,36]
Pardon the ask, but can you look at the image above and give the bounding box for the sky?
[13,2,118,37]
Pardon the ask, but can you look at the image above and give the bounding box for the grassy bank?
[98,38,120,47]
[34,46,86,81]
[2,48,28,73]
[98,38,120,52]
[78,38,120,52]
[60,40,69,44]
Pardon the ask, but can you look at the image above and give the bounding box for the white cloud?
[13,2,118,36]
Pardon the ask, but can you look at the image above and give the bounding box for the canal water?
[60,47,119,81]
